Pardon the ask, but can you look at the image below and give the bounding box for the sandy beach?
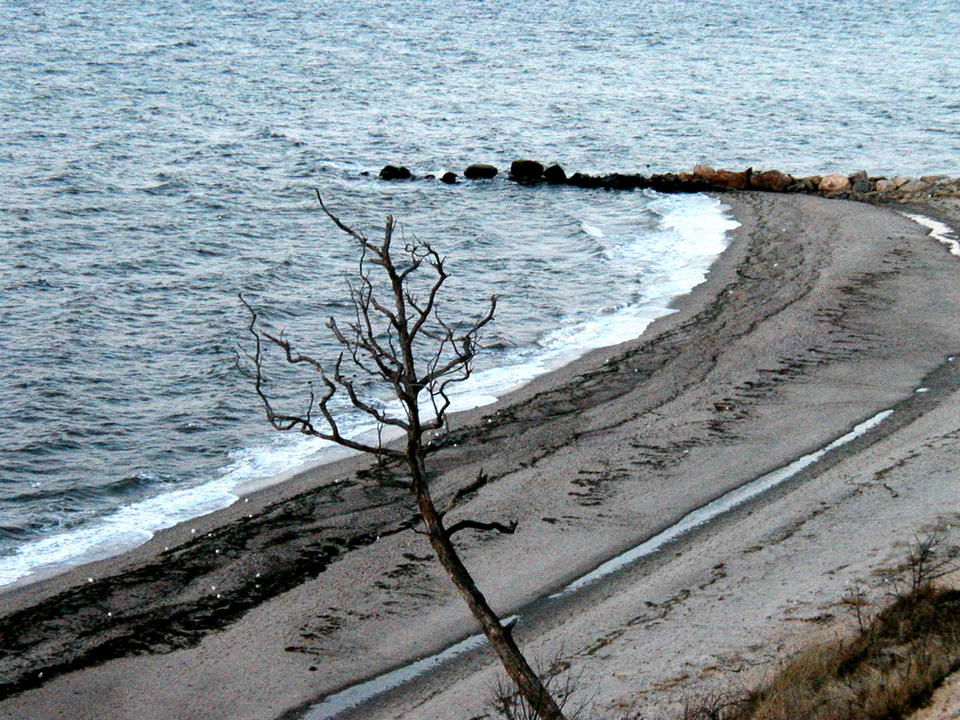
[3,191,960,720]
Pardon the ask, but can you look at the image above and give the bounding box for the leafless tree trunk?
[240,191,566,720]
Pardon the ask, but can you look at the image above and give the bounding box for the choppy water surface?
[1,0,957,586]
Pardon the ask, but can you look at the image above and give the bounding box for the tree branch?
[239,293,404,460]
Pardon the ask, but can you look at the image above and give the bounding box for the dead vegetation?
[489,649,590,720]
[681,532,960,720]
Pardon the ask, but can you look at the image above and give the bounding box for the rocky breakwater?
[690,165,960,203]
[375,160,960,204]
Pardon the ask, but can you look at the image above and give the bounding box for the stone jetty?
[377,161,960,203]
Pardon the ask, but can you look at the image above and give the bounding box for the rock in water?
[464,163,498,180]
[543,164,567,184]
[379,165,412,180]
[440,172,458,184]
[509,159,545,183]
[818,174,851,193]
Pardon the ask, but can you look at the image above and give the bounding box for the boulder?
[898,179,932,194]
[750,169,793,192]
[818,174,851,193]
[440,172,458,184]
[794,176,820,192]
[509,159,544,183]
[464,163,498,180]
[379,165,412,180]
[874,179,897,193]
[710,168,752,190]
[543,164,567,184]
[648,173,681,192]
[692,164,716,179]
[892,176,913,189]
[846,170,872,193]
[604,173,645,190]
[566,172,605,188]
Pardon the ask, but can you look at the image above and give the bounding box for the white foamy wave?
[0,481,233,587]
[903,212,960,256]
[579,222,604,238]
[403,192,739,416]
[0,193,739,589]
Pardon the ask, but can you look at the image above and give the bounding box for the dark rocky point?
[464,163,498,180]
[379,165,412,180]
[440,172,458,184]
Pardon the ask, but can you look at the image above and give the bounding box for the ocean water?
[1,0,957,587]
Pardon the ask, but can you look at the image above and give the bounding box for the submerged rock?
[379,165,412,180]
[464,163,498,180]
[440,172,458,184]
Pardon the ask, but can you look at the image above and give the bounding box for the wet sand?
[2,192,960,720]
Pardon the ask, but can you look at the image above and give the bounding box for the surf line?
[903,212,960,257]
[297,408,893,719]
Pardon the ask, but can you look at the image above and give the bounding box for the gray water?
[1,0,957,586]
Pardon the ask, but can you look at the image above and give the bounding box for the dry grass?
[737,586,960,720]
[681,533,960,720]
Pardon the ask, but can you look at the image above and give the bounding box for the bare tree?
[240,191,567,720]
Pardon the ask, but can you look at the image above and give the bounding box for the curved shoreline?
[3,193,960,720]
[0,192,736,592]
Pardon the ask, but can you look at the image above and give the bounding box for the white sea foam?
[0,193,739,589]
[903,212,960,256]
[579,222,604,238]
